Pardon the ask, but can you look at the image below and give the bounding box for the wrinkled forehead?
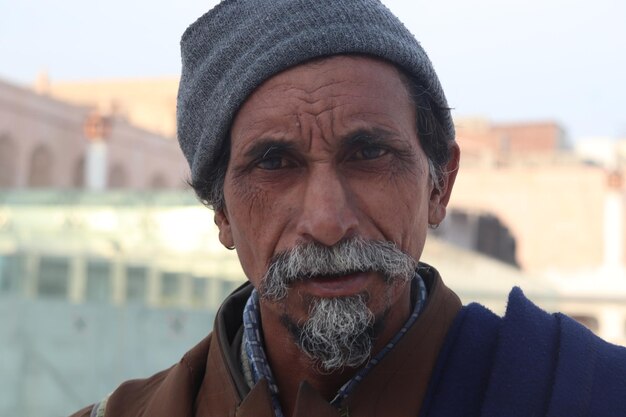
[298,54,415,91]
[228,55,418,152]
[233,54,413,116]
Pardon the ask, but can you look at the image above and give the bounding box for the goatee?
[260,237,416,371]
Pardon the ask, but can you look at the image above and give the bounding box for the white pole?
[603,177,623,268]
[85,139,108,190]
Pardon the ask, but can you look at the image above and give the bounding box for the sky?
[1,0,624,141]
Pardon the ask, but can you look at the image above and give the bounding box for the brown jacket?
[71,267,461,417]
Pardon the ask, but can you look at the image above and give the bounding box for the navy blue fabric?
[420,288,626,417]
[419,303,501,417]
[546,313,597,417]
[551,313,626,417]
[479,288,560,417]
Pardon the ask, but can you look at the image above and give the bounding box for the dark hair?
[189,139,230,211]
[402,71,455,193]
[190,71,454,211]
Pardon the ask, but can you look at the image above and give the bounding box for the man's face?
[216,55,456,338]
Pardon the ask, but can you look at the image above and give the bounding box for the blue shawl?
[420,288,626,417]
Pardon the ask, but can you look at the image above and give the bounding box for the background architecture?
[1,74,626,416]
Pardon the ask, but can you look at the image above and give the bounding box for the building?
[455,116,568,164]
[0,77,188,191]
[40,79,608,273]
[447,117,626,346]
[447,117,626,275]
[0,187,624,417]
[1,189,623,344]
[2,74,625,416]
[46,76,179,139]
[0,191,244,309]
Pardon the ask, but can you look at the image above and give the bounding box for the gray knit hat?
[178,0,454,191]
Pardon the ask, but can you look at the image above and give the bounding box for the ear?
[428,143,460,225]
[214,208,235,249]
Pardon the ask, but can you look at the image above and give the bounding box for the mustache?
[259,236,418,301]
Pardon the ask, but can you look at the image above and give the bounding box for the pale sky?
[1,0,624,141]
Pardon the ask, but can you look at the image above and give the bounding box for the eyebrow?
[241,127,399,160]
[242,139,297,160]
[342,128,396,148]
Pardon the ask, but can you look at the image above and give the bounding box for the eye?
[256,155,288,170]
[353,145,388,161]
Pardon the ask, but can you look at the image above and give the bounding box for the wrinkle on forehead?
[230,55,416,153]
[260,55,410,100]
[282,79,355,101]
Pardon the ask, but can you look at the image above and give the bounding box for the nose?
[295,165,359,246]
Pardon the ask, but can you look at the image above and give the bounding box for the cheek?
[356,168,430,220]
[228,172,266,214]
[350,169,431,252]
[224,180,272,278]
[224,176,297,281]
[226,168,279,229]
[390,157,433,227]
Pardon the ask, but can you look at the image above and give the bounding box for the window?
[126,266,147,303]
[220,279,240,299]
[108,164,127,189]
[73,156,85,188]
[28,144,54,187]
[38,257,69,298]
[161,272,180,305]
[191,277,208,308]
[149,174,167,189]
[0,134,17,187]
[0,254,23,294]
[0,256,6,292]
[85,260,111,302]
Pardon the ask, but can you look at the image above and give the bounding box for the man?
[71,0,626,416]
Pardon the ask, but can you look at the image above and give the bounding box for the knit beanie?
[178,0,454,189]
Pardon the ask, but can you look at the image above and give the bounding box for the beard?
[259,237,417,372]
[282,294,377,372]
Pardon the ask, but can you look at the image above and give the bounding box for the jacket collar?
[104,264,461,417]
[198,264,462,417]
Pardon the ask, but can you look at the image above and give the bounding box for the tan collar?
[341,267,462,416]
[199,266,462,417]
[102,266,461,417]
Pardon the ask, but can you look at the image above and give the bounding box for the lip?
[295,271,372,297]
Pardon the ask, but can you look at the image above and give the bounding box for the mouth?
[298,270,373,297]
[309,270,362,280]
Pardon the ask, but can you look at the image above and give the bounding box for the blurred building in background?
[0,75,188,191]
[447,116,626,348]
[0,190,560,417]
[1,76,626,416]
[0,191,243,417]
[45,76,179,140]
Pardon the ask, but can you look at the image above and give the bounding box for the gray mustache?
[259,237,417,300]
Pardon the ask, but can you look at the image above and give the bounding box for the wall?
[0,296,214,417]
[0,78,189,191]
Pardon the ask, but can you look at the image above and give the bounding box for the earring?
[428,223,440,230]
[225,244,235,250]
